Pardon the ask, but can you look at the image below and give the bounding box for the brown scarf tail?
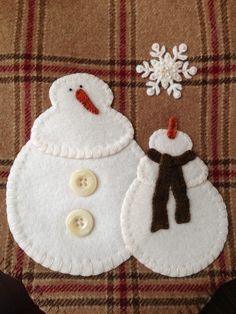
[147,149,196,233]
[151,175,170,232]
[172,165,191,224]
[150,154,172,233]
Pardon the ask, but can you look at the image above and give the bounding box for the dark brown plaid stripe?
[36,297,209,307]
[107,1,115,313]
[20,269,236,281]
[0,52,236,63]
[1,76,236,87]
[220,0,236,273]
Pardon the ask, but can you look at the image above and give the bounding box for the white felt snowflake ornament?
[136,43,197,99]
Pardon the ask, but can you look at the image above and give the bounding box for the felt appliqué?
[121,128,228,277]
[7,73,144,276]
[136,43,197,99]
[75,88,99,115]
[147,149,196,232]
[31,73,134,159]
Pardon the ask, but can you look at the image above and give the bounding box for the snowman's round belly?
[121,178,228,277]
[7,141,142,275]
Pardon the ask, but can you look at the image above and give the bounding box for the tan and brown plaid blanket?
[0,0,235,313]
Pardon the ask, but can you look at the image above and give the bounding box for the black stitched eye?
[80,85,83,88]
[69,88,73,91]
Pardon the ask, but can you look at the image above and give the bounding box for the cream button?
[66,209,94,237]
[69,169,98,196]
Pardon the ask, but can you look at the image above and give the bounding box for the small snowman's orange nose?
[75,89,99,115]
[167,117,177,139]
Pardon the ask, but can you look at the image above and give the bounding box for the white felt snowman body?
[121,129,228,277]
[7,73,144,276]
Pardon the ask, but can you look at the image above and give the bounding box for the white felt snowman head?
[49,73,113,113]
[31,73,134,159]
[149,129,193,156]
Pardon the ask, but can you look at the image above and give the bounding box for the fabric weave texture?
[0,0,235,313]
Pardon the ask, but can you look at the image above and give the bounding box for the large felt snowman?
[121,118,228,277]
[7,73,143,276]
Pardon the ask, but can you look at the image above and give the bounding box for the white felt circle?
[31,73,134,159]
[7,140,143,276]
[149,129,193,156]
[49,73,114,111]
[121,178,228,277]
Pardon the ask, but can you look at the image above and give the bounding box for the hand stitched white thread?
[6,73,144,276]
[136,43,197,99]
[121,125,228,277]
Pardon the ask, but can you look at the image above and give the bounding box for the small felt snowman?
[7,73,143,276]
[121,118,228,277]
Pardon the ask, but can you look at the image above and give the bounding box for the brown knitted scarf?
[147,148,196,232]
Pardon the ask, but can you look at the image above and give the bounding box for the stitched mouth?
[75,89,99,115]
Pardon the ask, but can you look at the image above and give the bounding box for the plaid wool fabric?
[0,0,236,313]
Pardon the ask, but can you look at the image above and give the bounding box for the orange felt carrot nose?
[75,89,99,115]
[167,117,177,139]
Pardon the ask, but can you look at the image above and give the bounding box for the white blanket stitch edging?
[121,178,228,277]
[31,73,134,159]
[6,141,136,276]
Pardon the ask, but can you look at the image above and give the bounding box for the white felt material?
[138,156,208,188]
[136,43,197,99]
[31,73,134,159]
[149,129,193,156]
[7,73,144,276]
[121,129,228,277]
